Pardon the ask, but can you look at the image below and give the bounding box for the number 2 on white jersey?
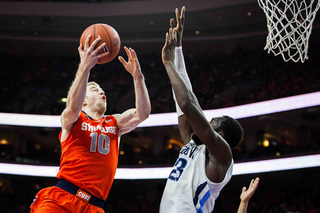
[90,132,110,155]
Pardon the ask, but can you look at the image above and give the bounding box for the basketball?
[80,23,121,64]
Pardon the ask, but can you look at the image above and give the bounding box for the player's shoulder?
[103,114,117,123]
[110,113,120,122]
[104,114,115,119]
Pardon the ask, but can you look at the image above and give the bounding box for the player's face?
[86,85,107,111]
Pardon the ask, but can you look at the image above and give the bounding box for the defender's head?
[210,116,244,149]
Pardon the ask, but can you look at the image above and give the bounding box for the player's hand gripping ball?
[80,23,121,64]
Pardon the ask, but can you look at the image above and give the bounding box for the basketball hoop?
[258,0,320,63]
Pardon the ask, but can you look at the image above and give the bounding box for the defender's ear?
[217,131,224,138]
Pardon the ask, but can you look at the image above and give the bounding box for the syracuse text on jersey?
[81,122,117,135]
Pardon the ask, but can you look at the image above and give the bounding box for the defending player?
[160,7,244,213]
[30,34,151,212]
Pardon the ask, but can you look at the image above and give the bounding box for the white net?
[258,0,320,63]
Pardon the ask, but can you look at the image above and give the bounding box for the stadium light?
[0,91,319,128]
[0,154,319,179]
[0,92,319,178]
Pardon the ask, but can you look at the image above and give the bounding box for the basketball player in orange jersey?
[30,34,151,213]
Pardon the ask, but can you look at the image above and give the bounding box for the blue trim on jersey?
[193,181,212,213]
[82,111,94,121]
[197,208,203,213]
[193,182,207,206]
[197,190,211,213]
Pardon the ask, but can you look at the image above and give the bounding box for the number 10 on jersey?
[90,132,110,155]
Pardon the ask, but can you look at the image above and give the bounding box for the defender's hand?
[162,28,177,64]
[170,6,185,47]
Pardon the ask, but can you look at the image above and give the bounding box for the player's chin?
[97,103,107,112]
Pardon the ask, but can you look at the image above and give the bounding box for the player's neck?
[82,108,104,120]
[192,134,203,145]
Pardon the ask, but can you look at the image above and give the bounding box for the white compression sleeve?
[172,46,193,117]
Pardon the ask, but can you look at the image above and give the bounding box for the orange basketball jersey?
[57,111,119,200]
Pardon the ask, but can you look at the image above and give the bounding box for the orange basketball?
[80,23,121,64]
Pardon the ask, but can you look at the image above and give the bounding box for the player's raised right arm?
[61,35,108,131]
[170,7,194,144]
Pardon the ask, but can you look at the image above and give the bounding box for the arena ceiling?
[1,0,319,56]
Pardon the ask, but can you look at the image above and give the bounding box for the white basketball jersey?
[160,140,233,213]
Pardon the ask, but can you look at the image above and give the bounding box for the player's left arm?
[115,47,151,135]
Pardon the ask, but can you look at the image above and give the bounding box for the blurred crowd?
[1,170,319,213]
[1,45,320,115]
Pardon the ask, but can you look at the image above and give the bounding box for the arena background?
[0,0,320,212]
